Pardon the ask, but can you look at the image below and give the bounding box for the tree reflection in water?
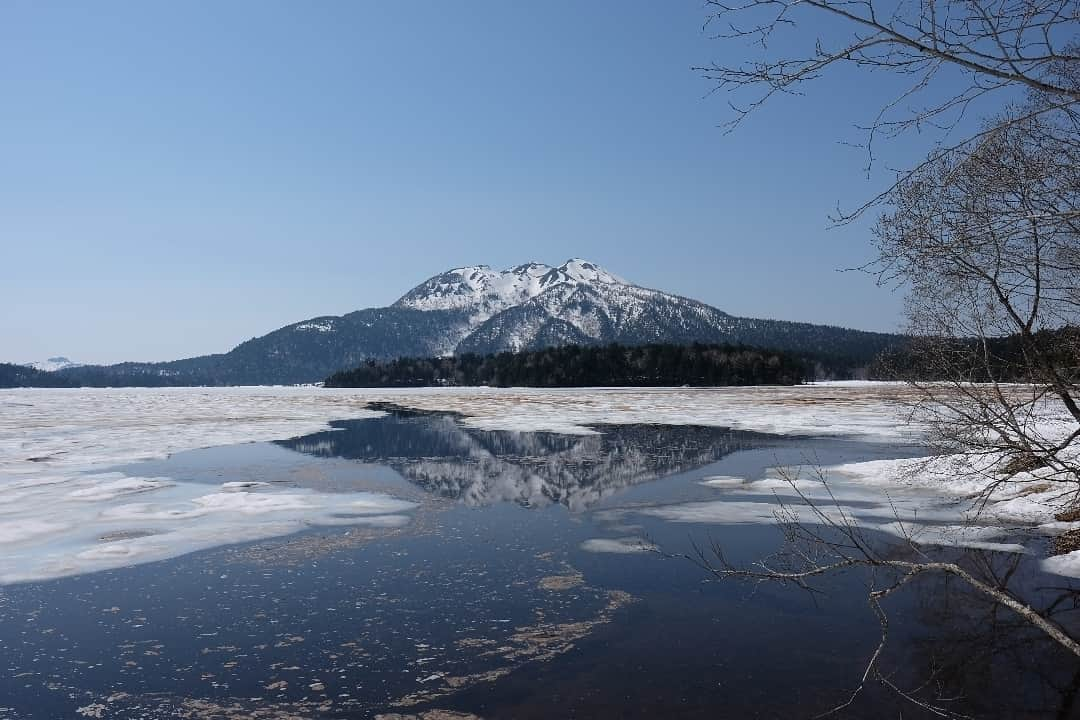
[892,549,1080,719]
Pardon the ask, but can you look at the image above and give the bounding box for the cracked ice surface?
[357,382,923,440]
[0,387,412,584]
[0,383,971,584]
[3,383,1076,582]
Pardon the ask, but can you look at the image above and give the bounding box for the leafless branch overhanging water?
[653,465,1080,717]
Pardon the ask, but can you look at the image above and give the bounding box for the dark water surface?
[1,407,1078,719]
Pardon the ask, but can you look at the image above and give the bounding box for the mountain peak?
[29,260,902,386]
[25,357,81,372]
[448,264,492,274]
[393,259,630,319]
[510,261,550,273]
[557,259,625,286]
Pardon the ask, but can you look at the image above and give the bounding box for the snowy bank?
[0,387,409,584]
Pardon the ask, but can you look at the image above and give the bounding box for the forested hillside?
[0,363,77,388]
[869,327,1080,382]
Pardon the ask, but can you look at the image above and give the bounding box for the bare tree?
[872,98,1080,508]
[702,0,1080,504]
[701,0,1078,173]
[692,1,1080,714]
[659,467,1080,717]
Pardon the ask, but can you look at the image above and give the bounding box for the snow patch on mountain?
[393,262,548,316]
[25,357,81,372]
[294,319,336,332]
[393,259,628,325]
[31,258,901,386]
[457,279,738,354]
[394,258,741,354]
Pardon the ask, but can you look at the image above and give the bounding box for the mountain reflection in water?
[276,404,777,511]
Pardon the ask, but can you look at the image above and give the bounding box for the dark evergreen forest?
[868,327,1080,383]
[325,343,815,388]
[0,363,78,388]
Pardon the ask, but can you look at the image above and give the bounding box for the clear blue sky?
[3,1,951,364]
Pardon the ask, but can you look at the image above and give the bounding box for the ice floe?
[826,449,1080,576]
[616,483,1027,555]
[1043,550,1080,578]
[358,383,924,440]
[600,452,1072,573]
[0,471,416,584]
[580,537,656,554]
[3,384,1078,581]
[0,387,414,584]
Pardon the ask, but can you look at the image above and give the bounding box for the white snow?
[0,470,417,584]
[580,537,656,554]
[601,412,1080,576]
[66,476,174,501]
[558,258,627,286]
[0,384,915,584]
[396,263,552,316]
[591,464,1031,558]
[295,320,335,332]
[0,519,70,545]
[0,387,414,584]
[394,259,629,323]
[339,384,1075,578]
[353,383,923,441]
[24,356,81,372]
[392,257,733,352]
[827,450,1079,527]
[1043,551,1080,578]
[700,475,751,488]
[824,445,1080,577]
[627,492,1024,552]
[2,383,1077,582]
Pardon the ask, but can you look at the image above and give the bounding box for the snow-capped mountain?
[394,258,729,353]
[26,357,81,372]
[394,259,626,322]
[33,259,903,386]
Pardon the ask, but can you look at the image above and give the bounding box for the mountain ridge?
[11,259,904,386]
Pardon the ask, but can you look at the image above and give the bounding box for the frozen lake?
[1,386,1078,718]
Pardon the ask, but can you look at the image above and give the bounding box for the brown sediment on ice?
[226,526,393,565]
[67,689,338,720]
[66,686,477,720]
[376,712,483,720]
[1054,528,1080,555]
[1055,506,1080,523]
[537,573,584,591]
[455,637,498,650]
[97,529,160,542]
[536,564,584,591]
[392,589,634,708]
[224,507,438,567]
[175,697,335,718]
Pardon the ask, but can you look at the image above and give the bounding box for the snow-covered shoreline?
[0,387,410,584]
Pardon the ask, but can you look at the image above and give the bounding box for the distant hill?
[10,259,904,387]
[25,356,82,372]
[0,363,77,388]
